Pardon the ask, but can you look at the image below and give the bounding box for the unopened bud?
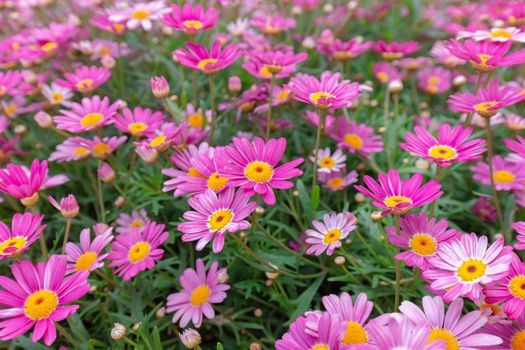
[111,323,126,340]
[34,111,54,128]
[265,271,279,280]
[98,162,115,183]
[93,223,111,235]
[217,270,229,284]
[101,55,115,69]
[156,307,166,318]
[135,145,158,163]
[254,308,263,317]
[179,329,201,349]
[334,256,346,265]
[150,76,170,99]
[132,322,141,331]
[14,124,26,135]
[388,79,403,93]
[249,343,262,350]
[415,158,429,170]
[371,211,383,222]
[323,4,333,13]
[48,194,79,218]
[302,36,316,50]
[293,190,300,197]
[452,75,467,88]
[114,196,125,208]
[354,193,365,203]
[291,5,303,16]
[255,207,265,215]
[228,76,242,94]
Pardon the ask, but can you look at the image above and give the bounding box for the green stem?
[312,108,326,188]
[97,161,106,223]
[31,206,48,259]
[266,73,276,140]
[61,218,72,254]
[394,215,401,311]
[192,69,199,107]
[383,88,391,128]
[486,121,505,237]
[208,74,216,144]
[465,72,483,126]
[429,166,443,217]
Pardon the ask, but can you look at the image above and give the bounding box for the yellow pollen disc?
[511,330,525,350]
[429,76,441,85]
[183,20,203,30]
[426,84,439,94]
[0,86,6,95]
[92,143,112,157]
[51,92,63,104]
[319,157,335,168]
[259,66,272,77]
[490,29,512,39]
[190,285,211,306]
[0,237,27,256]
[427,328,460,350]
[383,52,403,60]
[80,112,104,128]
[309,91,334,108]
[428,145,458,161]
[264,25,280,35]
[75,79,93,92]
[476,53,492,67]
[114,23,125,32]
[344,133,364,150]
[207,172,229,191]
[509,276,525,300]
[4,104,17,116]
[310,345,330,350]
[73,147,90,157]
[342,321,368,345]
[383,195,412,208]
[11,42,20,51]
[132,9,151,20]
[277,90,291,101]
[128,241,151,263]
[150,134,166,148]
[128,122,148,135]
[41,42,57,52]
[75,251,97,271]
[493,170,515,184]
[187,167,207,178]
[327,177,344,189]
[377,71,389,83]
[244,161,274,183]
[98,47,112,56]
[457,259,487,282]
[208,209,233,231]
[24,290,59,320]
[187,113,204,128]
[410,233,437,256]
[474,101,498,113]
[480,303,501,315]
[198,58,218,72]
[323,228,342,244]
[21,193,39,207]
[130,220,143,229]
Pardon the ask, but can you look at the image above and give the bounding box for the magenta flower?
[65,227,114,274]
[472,197,497,223]
[505,135,525,159]
[139,122,187,151]
[399,296,502,349]
[218,137,304,205]
[320,169,358,192]
[424,233,513,302]
[48,194,79,219]
[250,12,296,35]
[449,81,524,118]
[373,40,420,60]
[0,70,23,97]
[327,38,371,61]
[400,124,486,167]
[162,3,218,36]
[373,61,402,84]
[513,221,525,250]
[49,137,93,162]
[0,255,90,345]
[54,95,119,133]
[166,258,229,328]
[178,188,257,253]
[471,156,525,191]
[0,212,45,259]
[416,67,452,95]
[329,118,383,158]
[150,76,170,99]
[355,169,443,215]
[305,212,356,256]
[55,65,111,93]
[107,220,169,281]
[483,316,525,350]
[173,41,242,75]
[386,213,457,270]
[244,50,308,79]
[113,107,165,137]
[286,71,361,110]
[108,1,168,31]
[116,209,149,234]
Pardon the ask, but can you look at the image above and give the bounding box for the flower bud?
[98,162,115,183]
[371,211,383,222]
[135,145,158,164]
[228,76,242,94]
[179,329,201,349]
[34,111,54,128]
[48,194,79,219]
[293,190,299,197]
[132,322,141,331]
[217,270,229,284]
[354,193,365,203]
[291,5,303,16]
[93,223,111,235]
[249,343,262,350]
[156,306,166,318]
[254,308,263,317]
[111,323,126,340]
[255,207,265,215]
[101,55,115,69]
[14,124,26,135]
[334,256,346,265]
[114,196,125,208]
[150,76,170,99]
[302,36,316,50]
[265,271,279,280]
[388,79,404,93]
[415,158,430,170]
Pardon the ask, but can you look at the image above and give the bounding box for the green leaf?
[287,274,326,324]
[151,326,162,350]
[296,179,313,221]
[217,342,224,350]
[311,185,320,212]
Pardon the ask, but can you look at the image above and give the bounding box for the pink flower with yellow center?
[0,212,45,259]
[250,12,296,35]
[305,212,356,256]
[320,169,358,192]
[505,135,525,159]
[109,1,168,31]
[173,41,242,75]
[457,26,525,43]
[49,137,93,162]
[55,65,111,93]
[329,118,383,159]
[309,147,347,174]
[483,315,525,350]
[54,95,119,133]
[116,209,149,235]
[244,50,308,80]
[162,3,218,36]
[166,258,229,328]
[181,103,211,131]
[471,155,525,191]
[373,61,402,85]
[139,122,187,152]
[417,67,452,95]
[513,221,525,250]
[113,107,165,137]
[327,38,371,61]
[373,40,420,61]
[65,226,114,274]
[0,70,23,97]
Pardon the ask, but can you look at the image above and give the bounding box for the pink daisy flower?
[400,124,486,167]
[448,80,524,118]
[483,314,525,350]
[107,220,169,281]
[139,122,187,151]
[355,169,443,216]
[373,62,402,84]
[329,118,383,158]
[162,3,218,36]
[417,67,452,95]
[113,107,165,137]
[430,41,465,67]
[173,41,242,75]
[243,50,308,80]
[181,103,211,132]
[166,258,229,328]
[472,197,497,223]
[41,83,73,106]
[327,38,371,61]
[0,212,45,259]
[320,169,358,192]
[504,113,525,132]
[0,255,90,345]
[49,137,93,162]
[305,212,356,256]
[386,213,458,270]
[471,156,525,191]
[505,135,525,159]
[65,226,114,274]
[309,147,347,174]
[218,137,304,205]
[109,1,168,31]
[424,233,513,302]
[177,188,257,253]
[54,95,119,133]
[116,209,149,234]
[373,40,420,60]
[0,70,23,97]
[55,65,111,94]
[399,295,502,349]
[513,222,525,250]
[250,12,296,35]
[458,26,525,43]
[286,71,361,110]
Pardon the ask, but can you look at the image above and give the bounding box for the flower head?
[329,118,383,158]
[116,209,149,235]
[54,95,119,133]
[41,83,73,106]
[48,194,79,219]
[113,107,165,137]
[320,169,358,192]
[471,156,525,191]
[55,65,111,93]
[417,67,452,95]
[327,38,371,61]
[373,40,420,60]
[373,62,402,84]
[0,212,45,259]
[109,1,168,31]
[309,147,346,174]
[306,212,356,256]
[150,76,170,99]
[65,226,114,274]
[251,12,296,35]
[514,222,525,250]
[458,26,525,43]
[174,41,242,75]
[162,3,218,36]
[243,50,307,79]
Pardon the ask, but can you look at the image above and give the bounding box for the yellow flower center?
[490,29,512,39]
[190,285,211,306]
[98,47,112,56]
[0,86,6,96]
[383,195,412,209]
[0,237,27,256]
[128,122,148,135]
[480,303,501,315]
[114,23,125,32]
[511,330,525,350]
[188,167,207,178]
[323,228,342,244]
[128,241,151,263]
[183,20,203,30]
[75,79,93,92]
[428,76,441,85]
[277,90,291,101]
[377,71,389,83]
[309,91,334,109]
[150,134,166,148]
[319,157,335,168]
[198,58,218,72]
[208,209,233,231]
[382,52,403,60]
[327,177,344,189]
[427,328,460,350]
[259,65,272,77]
[457,259,487,282]
[132,9,151,20]
[344,133,364,149]
[493,170,515,184]
[52,92,63,104]
[509,275,525,299]
[207,172,229,191]
[21,193,39,207]
[80,112,104,128]
[311,345,330,350]
[342,321,368,345]
[131,220,143,229]
[476,53,493,67]
[428,145,458,161]
[75,251,97,271]
[41,42,57,52]
[244,161,274,183]
[24,290,59,320]
[73,147,90,157]
[474,101,498,113]
[4,104,17,116]
[92,143,111,158]
[409,233,437,256]
[264,25,280,35]
[187,113,204,128]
